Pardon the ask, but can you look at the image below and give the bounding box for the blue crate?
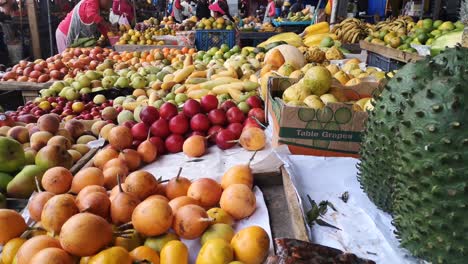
[195,30,236,51]
[367,51,405,72]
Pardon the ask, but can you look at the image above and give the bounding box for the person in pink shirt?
[111,0,134,24]
[56,0,113,53]
[264,0,276,23]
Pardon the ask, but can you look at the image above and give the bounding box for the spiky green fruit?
[357,56,434,212]
[393,47,468,264]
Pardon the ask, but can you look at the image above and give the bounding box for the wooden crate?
[256,167,309,242]
[359,40,423,63]
[0,81,52,103]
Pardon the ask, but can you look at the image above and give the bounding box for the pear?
[115,77,130,89]
[6,165,45,198]
[0,137,25,173]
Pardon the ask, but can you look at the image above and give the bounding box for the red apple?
[216,129,237,150]
[149,136,166,155]
[244,117,261,129]
[165,134,184,153]
[140,106,159,125]
[131,122,149,141]
[200,95,218,113]
[227,123,243,139]
[122,120,137,129]
[246,96,263,108]
[132,139,142,149]
[248,108,265,124]
[183,99,201,117]
[207,125,223,144]
[159,102,178,120]
[187,131,206,137]
[226,107,245,124]
[169,114,189,134]
[150,119,170,138]
[190,113,210,132]
[208,109,227,125]
[220,100,237,112]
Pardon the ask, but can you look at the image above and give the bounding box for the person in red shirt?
[111,0,134,25]
[56,0,113,53]
[171,0,183,23]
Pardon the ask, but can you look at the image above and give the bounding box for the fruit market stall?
[0,5,467,262]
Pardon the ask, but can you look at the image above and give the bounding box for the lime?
[422,18,433,30]
[231,45,241,53]
[223,51,233,59]
[220,44,229,53]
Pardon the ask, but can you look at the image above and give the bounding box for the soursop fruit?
[359,46,468,263]
[357,56,434,212]
[393,47,468,264]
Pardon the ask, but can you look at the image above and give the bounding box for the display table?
[239,31,278,46]
[277,152,422,264]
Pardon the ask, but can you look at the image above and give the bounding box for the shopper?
[171,0,184,23]
[263,0,276,23]
[196,0,210,19]
[110,0,134,25]
[290,0,303,13]
[56,0,113,53]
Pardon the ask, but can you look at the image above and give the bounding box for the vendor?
[196,0,210,19]
[263,0,276,23]
[171,0,183,23]
[56,0,113,53]
[110,0,134,25]
[290,0,303,13]
[209,0,235,23]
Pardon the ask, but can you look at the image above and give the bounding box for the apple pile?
[1,47,116,83]
[6,95,114,123]
[113,94,266,155]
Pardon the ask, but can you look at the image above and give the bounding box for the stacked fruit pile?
[0,153,270,263]
[0,114,94,199]
[5,95,113,122]
[196,17,234,30]
[1,47,116,83]
[95,92,266,155]
[365,17,464,54]
[117,28,175,46]
[331,18,374,44]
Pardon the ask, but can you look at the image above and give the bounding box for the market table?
[0,82,51,110]
[239,31,278,46]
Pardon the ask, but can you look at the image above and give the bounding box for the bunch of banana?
[331,18,373,44]
[375,16,415,34]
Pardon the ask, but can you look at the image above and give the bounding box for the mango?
[201,224,235,245]
[196,239,234,264]
[144,233,179,253]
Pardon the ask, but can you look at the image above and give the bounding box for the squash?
[264,45,305,70]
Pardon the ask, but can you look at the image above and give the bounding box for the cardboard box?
[267,77,378,157]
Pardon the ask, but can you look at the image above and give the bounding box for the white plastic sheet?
[277,153,422,264]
